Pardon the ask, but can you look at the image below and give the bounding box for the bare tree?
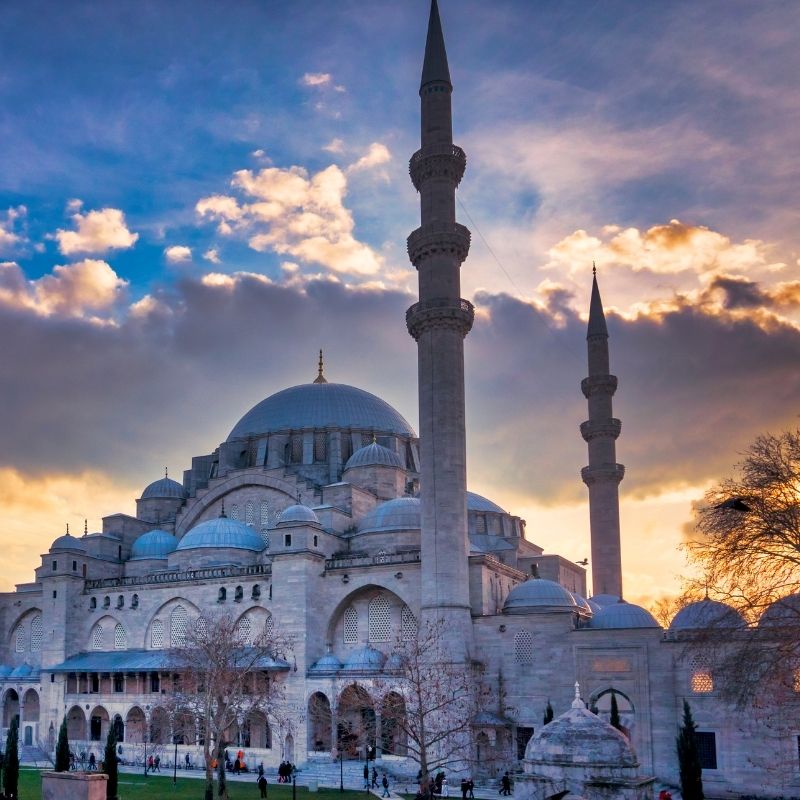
[168,610,292,800]
[648,589,703,629]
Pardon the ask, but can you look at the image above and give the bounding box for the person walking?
[88,752,96,771]
[460,779,468,800]
[442,778,449,797]
[364,763,370,790]
[467,779,475,799]
[154,754,161,772]
[500,772,512,796]
[258,774,268,798]
[382,774,391,798]
[372,767,378,788]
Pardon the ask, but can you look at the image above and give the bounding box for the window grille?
[401,605,417,641]
[260,501,270,528]
[196,617,208,640]
[696,731,717,769]
[690,654,713,693]
[15,626,26,653]
[514,630,534,664]
[261,531,271,549]
[291,436,303,463]
[314,432,327,462]
[171,605,189,647]
[151,619,164,649]
[265,614,274,638]
[375,550,389,564]
[30,615,43,652]
[368,596,391,643]
[476,514,486,534]
[91,625,104,651]
[361,433,372,446]
[114,624,127,650]
[343,606,358,644]
[246,501,255,527]
[230,503,240,521]
[237,616,253,645]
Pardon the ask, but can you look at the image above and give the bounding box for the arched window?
[265,614,274,638]
[131,594,139,609]
[252,585,261,600]
[261,532,271,549]
[690,655,714,693]
[343,606,358,645]
[260,501,270,528]
[114,624,127,650]
[237,616,253,645]
[151,620,164,649]
[171,605,189,647]
[30,615,43,653]
[90,597,97,611]
[91,625,104,651]
[368,596,391,643]
[230,503,240,521]
[103,596,110,609]
[218,587,227,603]
[246,501,255,527]
[291,436,303,463]
[235,586,244,602]
[117,595,124,609]
[314,432,326,462]
[196,616,208,640]
[15,625,26,653]
[514,630,533,664]
[401,605,416,641]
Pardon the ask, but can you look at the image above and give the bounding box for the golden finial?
[84,519,88,535]
[592,261,597,277]
[66,523,69,535]
[313,349,328,384]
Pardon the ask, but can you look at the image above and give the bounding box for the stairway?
[20,744,51,766]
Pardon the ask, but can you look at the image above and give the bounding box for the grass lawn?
[17,768,369,800]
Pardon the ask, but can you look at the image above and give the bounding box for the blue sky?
[0,0,798,602]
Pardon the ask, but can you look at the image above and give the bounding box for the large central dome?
[227,383,416,441]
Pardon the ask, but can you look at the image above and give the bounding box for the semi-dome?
[344,442,404,470]
[277,504,320,527]
[525,691,636,768]
[588,600,660,630]
[759,594,800,627]
[358,497,421,533]
[227,383,416,441]
[177,516,265,552]
[670,599,747,631]
[50,533,86,553]
[467,491,506,514]
[342,645,386,673]
[141,476,187,500]
[308,652,343,674]
[503,578,579,614]
[130,529,179,560]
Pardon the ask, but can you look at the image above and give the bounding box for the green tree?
[543,701,554,725]
[609,691,622,732]
[55,716,71,772]
[103,726,118,800]
[3,715,19,799]
[676,700,704,800]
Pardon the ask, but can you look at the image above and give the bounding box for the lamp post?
[173,736,178,786]
[340,751,344,793]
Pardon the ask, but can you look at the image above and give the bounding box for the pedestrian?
[442,778,449,797]
[382,774,390,798]
[235,757,241,775]
[88,752,96,771]
[468,779,475,799]
[500,772,511,796]
[258,774,268,799]
[372,767,378,788]
[460,779,468,800]
[154,754,161,772]
[258,762,264,780]
[148,754,154,772]
[364,763,370,790]
[185,752,191,770]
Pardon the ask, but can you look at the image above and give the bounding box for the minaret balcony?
[580,418,622,442]
[406,297,474,340]
[409,144,467,190]
[581,463,625,486]
[407,221,471,268]
[581,374,618,398]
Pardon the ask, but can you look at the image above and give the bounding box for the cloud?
[301,72,332,87]
[346,142,392,175]
[164,245,192,263]
[196,163,383,276]
[0,206,27,253]
[203,248,221,264]
[323,138,345,154]
[55,207,139,256]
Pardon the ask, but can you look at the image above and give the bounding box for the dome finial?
[165,466,169,479]
[84,519,88,535]
[65,522,69,536]
[313,349,328,384]
[220,499,227,518]
[592,260,596,277]
[572,681,585,709]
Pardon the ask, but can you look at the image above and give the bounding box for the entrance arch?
[284,733,294,761]
[149,707,169,745]
[125,707,146,743]
[22,689,39,722]
[592,688,634,737]
[89,706,109,742]
[308,692,332,752]
[112,714,124,743]
[245,710,271,749]
[3,690,19,728]
[67,705,86,740]
[337,684,375,759]
[380,692,406,756]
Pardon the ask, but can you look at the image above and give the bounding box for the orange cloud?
[56,206,139,256]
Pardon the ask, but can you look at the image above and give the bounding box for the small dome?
[141,476,187,500]
[671,599,747,631]
[525,694,636,768]
[588,600,660,630]
[177,516,265,552]
[9,664,32,678]
[277,504,320,527]
[345,442,404,470]
[503,578,578,614]
[467,491,506,514]
[342,645,386,673]
[385,652,406,672]
[309,652,343,674]
[759,594,800,627]
[130,529,178,560]
[50,533,86,553]
[358,497,421,533]
[0,666,12,678]
[589,594,620,608]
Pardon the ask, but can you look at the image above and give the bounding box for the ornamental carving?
[407,222,471,267]
[580,418,622,442]
[580,463,625,486]
[409,144,467,190]
[406,297,474,340]
[581,374,618,398]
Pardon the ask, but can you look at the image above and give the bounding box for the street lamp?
[339,751,344,793]
[173,735,178,786]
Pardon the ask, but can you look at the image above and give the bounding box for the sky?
[0,0,798,608]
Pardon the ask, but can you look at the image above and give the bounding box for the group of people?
[146,754,161,772]
[364,764,391,797]
[458,778,475,800]
[499,772,513,796]
[67,751,98,771]
[277,760,295,782]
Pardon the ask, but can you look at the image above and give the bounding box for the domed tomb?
[137,473,187,525]
[50,533,86,553]
[503,578,579,615]
[671,599,747,631]
[588,600,660,630]
[344,441,406,499]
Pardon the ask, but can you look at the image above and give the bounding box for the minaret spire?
[407,0,473,657]
[313,349,327,384]
[580,268,624,598]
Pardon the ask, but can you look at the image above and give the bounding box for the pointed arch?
[170,604,189,647]
[368,595,391,642]
[114,623,127,650]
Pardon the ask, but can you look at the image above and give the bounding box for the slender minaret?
[406,0,473,651]
[580,268,624,598]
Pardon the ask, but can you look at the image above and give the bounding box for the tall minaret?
[406,0,474,650]
[580,269,624,598]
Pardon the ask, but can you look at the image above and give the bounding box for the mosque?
[0,2,795,797]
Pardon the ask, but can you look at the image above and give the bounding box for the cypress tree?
[3,715,19,800]
[609,691,622,732]
[55,716,71,772]
[676,700,704,800]
[103,726,118,800]
[543,700,554,725]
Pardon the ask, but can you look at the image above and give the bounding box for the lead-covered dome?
[759,594,800,627]
[177,516,265,552]
[131,529,179,560]
[503,578,578,614]
[50,533,86,553]
[277,504,320,527]
[309,651,343,675]
[227,383,415,441]
[141,477,187,500]
[588,600,660,630]
[342,645,387,673]
[467,491,506,514]
[345,442,404,470]
[359,497,421,533]
[671,599,746,631]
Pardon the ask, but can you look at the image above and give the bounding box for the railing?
[409,143,466,170]
[406,297,474,319]
[85,563,271,591]
[325,551,421,571]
